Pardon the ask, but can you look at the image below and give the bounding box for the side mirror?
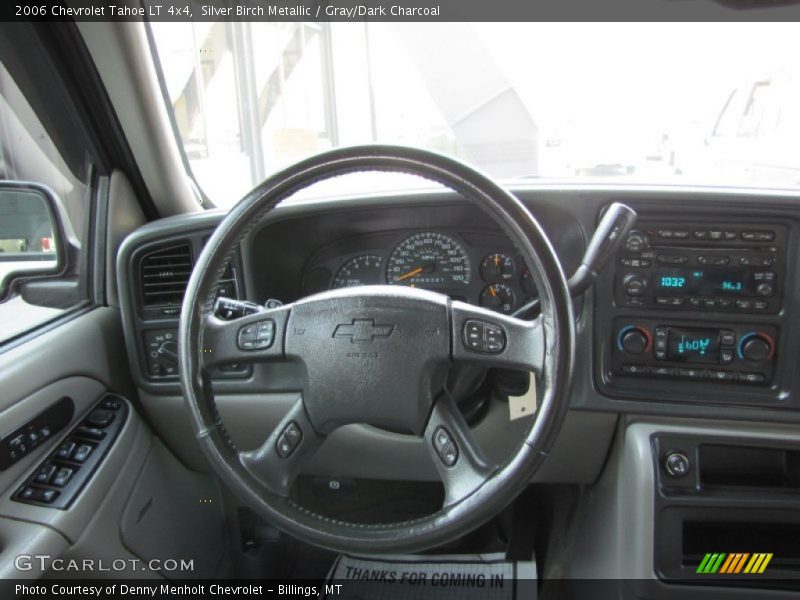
[0,181,80,306]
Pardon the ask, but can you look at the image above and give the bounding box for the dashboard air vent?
[139,242,193,307]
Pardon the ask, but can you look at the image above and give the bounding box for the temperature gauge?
[480,253,514,282]
[480,283,516,314]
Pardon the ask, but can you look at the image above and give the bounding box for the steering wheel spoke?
[425,392,497,508]
[200,304,291,369]
[239,396,324,497]
[450,300,546,377]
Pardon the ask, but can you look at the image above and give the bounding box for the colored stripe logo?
[697,553,773,574]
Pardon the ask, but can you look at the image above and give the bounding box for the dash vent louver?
[139,242,193,307]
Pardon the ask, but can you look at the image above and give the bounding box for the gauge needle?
[397,266,424,281]
[488,285,497,298]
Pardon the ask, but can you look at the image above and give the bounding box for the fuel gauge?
[480,283,516,314]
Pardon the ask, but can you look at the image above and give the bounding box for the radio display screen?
[666,327,720,363]
[654,268,754,296]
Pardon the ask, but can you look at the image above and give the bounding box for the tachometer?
[332,254,383,288]
[386,232,471,288]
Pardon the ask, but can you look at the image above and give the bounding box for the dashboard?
[116,186,800,424]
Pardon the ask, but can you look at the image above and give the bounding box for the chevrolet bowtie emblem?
[333,319,395,342]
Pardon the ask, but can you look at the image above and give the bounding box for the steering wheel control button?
[238,319,275,350]
[463,320,506,353]
[664,451,691,478]
[433,427,451,453]
[432,427,458,467]
[275,421,303,458]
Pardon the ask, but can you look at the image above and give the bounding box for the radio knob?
[756,282,774,297]
[623,272,648,297]
[621,329,649,355]
[739,333,774,363]
[624,230,649,253]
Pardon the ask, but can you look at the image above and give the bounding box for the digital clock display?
[654,268,759,296]
[666,327,720,364]
[659,276,686,288]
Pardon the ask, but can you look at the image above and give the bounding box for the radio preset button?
[693,230,709,239]
[657,254,689,265]
[741,231,775,242]
[709,230,723,240]
[708,369,735,381]
[621,364,647,375]
[697,256,730,266]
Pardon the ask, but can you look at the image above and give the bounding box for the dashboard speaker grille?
[139,242,193,307]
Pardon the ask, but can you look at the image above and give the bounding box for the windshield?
[149,22,800,207]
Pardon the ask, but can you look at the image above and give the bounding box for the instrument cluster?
[303,230,538,314]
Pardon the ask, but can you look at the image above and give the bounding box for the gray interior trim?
[106,170,146,308]
[76,22,199,217]
[0,396,150,544]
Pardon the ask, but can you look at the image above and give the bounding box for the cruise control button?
[463,320,506,353]
[238,319,275,351]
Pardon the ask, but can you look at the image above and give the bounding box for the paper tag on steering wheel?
[509,377,537,420]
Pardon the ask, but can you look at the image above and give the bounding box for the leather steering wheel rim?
[179,145,574,554]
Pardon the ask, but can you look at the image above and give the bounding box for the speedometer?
[386,232,471,288]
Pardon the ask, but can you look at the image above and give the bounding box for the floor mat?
[325,552,537,599]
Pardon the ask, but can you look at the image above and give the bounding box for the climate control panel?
[611,318,777,385]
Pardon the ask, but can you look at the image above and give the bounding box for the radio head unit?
[615,223,786,313]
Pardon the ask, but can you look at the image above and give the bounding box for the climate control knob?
[617,325,651,355]
[738,332,775,363]
[622,330,648,354]
[622,272,648,297]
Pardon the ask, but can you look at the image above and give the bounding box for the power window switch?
[39,489,59,504]
[72,444,93,463]
[56,441,76,460]
[34,463,57,484]
[51,467,74,487]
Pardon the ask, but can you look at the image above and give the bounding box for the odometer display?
[386,232,471,288]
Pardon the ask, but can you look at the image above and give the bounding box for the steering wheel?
[179,145,574,554]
